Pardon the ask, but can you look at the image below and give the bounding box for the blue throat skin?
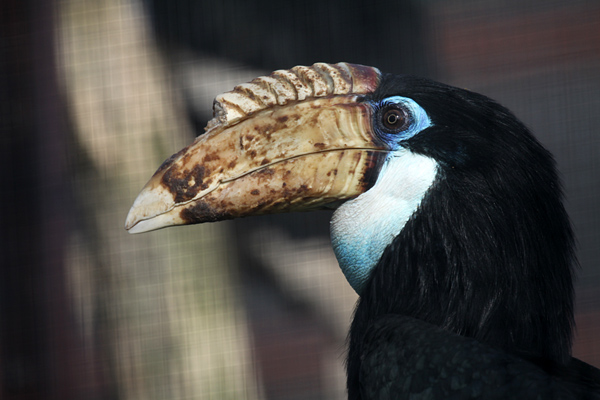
[330,96,436,295]
[330,149,437,294]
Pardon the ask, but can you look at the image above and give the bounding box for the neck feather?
[349,159,575,366]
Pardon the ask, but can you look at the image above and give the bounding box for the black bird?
[125,63,600,398]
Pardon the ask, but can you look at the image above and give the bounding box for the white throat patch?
[330,149,438,294]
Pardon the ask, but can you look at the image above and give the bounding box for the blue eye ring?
[373,96,432,144]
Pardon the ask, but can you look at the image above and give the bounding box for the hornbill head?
[125,63,575,365]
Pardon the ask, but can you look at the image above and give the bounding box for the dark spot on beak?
[255,168,275,177]
[243,89,258,102]
[162,164,211,203]
[261,158,270,165]
[313,143,325,149]
[203,153,220,162]
[359,151,386,191]
[251,189,260,195]
[262,125,274,140]
[276,115,289,123]
[180,200,232,223]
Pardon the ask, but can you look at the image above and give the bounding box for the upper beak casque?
[125,63,386,233]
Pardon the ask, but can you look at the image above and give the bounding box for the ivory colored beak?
[125,62,386,233]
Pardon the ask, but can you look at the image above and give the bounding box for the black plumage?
[347,74,599,399]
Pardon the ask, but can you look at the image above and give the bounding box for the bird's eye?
[381,105,410,133]
[374,96,429,143]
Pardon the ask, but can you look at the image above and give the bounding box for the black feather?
[345,75,594,398]
[358,315,599,399]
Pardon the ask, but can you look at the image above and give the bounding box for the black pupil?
[387,112,399,125]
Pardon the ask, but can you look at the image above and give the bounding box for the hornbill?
[125,63,600,398]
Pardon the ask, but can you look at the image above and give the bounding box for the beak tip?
[124,210,140,233]
[124,220,146,234]
[124,183,179,234]
[124,203,149,234]
[124,210,184,234]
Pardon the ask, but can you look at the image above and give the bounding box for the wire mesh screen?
[2,0,599,399]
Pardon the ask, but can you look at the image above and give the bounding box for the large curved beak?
[125,63,386,233]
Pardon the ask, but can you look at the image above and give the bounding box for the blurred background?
[1,0,599,398]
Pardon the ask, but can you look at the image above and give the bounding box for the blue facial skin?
[330,96,436,294]
[371,96,432,150]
